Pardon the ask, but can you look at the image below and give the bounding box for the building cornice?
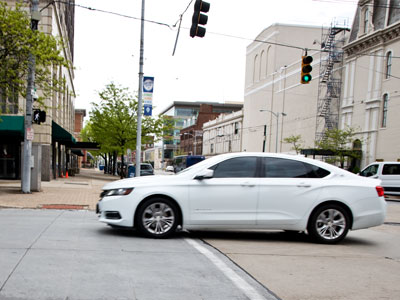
[344,22,400,56]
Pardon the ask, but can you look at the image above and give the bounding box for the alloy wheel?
[142,202,176,235]
[315,208,346,240]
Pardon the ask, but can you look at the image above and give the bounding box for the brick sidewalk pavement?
[0,168,117,211]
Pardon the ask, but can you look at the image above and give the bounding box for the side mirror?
[194,169,214,180]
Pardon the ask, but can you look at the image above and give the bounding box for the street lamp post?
[260,109,287,153]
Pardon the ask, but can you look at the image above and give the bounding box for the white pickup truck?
[359,162,400,196]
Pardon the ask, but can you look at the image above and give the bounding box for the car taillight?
[376,186,385,197]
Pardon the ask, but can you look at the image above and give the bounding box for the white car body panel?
[257,177,324,226]
[188,177,259,225]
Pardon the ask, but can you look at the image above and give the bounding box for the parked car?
[359,162,400,196]
[166,165,174,172]
[127,163,154,177]
[172,155,205,173]
[97,152,387,244]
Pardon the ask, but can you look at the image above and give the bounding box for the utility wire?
[42,0,174,28]
[313,0,400,10]
[42,1,400,59]
[172,0,194,56]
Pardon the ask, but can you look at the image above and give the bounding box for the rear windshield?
[141,165,152,170]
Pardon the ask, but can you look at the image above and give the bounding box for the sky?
[73,0,358,118]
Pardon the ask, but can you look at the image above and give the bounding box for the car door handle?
[297,184,311,188]
[241,182,256,187]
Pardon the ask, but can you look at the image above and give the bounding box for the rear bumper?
[352,197,387,230]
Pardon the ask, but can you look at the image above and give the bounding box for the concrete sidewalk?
[0,168,117,211]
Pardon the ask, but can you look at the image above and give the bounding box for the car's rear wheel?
[136,198,178,238]
[308,204,350,244]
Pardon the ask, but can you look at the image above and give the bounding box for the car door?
[381,164,400,194]
[257,157,327,226]
[188,156,259,225]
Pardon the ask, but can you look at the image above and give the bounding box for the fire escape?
[315,23,350,142]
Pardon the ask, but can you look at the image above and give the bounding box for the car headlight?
[103,188,133,197]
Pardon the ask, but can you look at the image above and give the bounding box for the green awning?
[52,121,76,144]
[71,149,84,156]
[0,115,24,137]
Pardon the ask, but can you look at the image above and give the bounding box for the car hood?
[102,175,178,190]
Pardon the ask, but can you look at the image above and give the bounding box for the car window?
[360,164,379,177]
[210,157,258,178]
[382,164,400,175]
[261,157,329,178]
[305,163,331,178]
[141,164,152,170]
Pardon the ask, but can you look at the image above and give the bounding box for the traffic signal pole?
[135,0,145,177]
[22,0,40,193]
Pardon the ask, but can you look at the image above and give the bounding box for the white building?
[341,0,400,165]
[202,110,243,156]
[242,23,326,154]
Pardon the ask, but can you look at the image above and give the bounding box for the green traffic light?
[302,74,312,82]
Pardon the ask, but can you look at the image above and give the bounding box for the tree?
[315,126,361,168]
[283,134,303,154]
[87,82,171,178]
[0,1,69,113]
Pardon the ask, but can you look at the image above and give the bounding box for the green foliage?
[283,134,303,154]
[84,82,172,159]
[315,126,361,167]
[0,1,70,112]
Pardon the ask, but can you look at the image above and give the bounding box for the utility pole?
[22,0,40,193]
[135,0,145,177]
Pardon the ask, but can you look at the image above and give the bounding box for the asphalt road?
[0,209,278,300]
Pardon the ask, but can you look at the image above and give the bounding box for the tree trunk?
[120,154,125,179]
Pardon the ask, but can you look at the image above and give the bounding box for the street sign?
[144,105,152,116]
[143,76,154,116]
[26,127,34,141]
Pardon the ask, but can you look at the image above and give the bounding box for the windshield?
[175,155,229,176]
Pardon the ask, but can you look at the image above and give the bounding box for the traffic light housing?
[301,55,313,84]
[190,0,210,38]
[33,109,46,124]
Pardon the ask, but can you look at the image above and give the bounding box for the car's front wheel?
[136,198,178,238]
[308,204,350,244]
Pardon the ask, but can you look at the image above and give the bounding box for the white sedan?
[97,152,387,244]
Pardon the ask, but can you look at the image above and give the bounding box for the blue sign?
[143,77,154,93]
[144,104,152,116]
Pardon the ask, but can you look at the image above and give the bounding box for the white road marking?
[185,238,267,300]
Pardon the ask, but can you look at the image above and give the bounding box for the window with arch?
[382,94,388,128]
[253,54,259,83]
[266,46,271,76]
[363,8,369,34]
[260,50,266,79]
[386,51,392,79]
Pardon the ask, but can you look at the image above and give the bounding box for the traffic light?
[33,109,46,124]
[190,0,210,38]
[301,55,313,84]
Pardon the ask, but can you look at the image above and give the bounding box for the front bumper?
[96,195,136,228]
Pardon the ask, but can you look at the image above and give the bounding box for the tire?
[136,198,179,238]
[307,204,350,244]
